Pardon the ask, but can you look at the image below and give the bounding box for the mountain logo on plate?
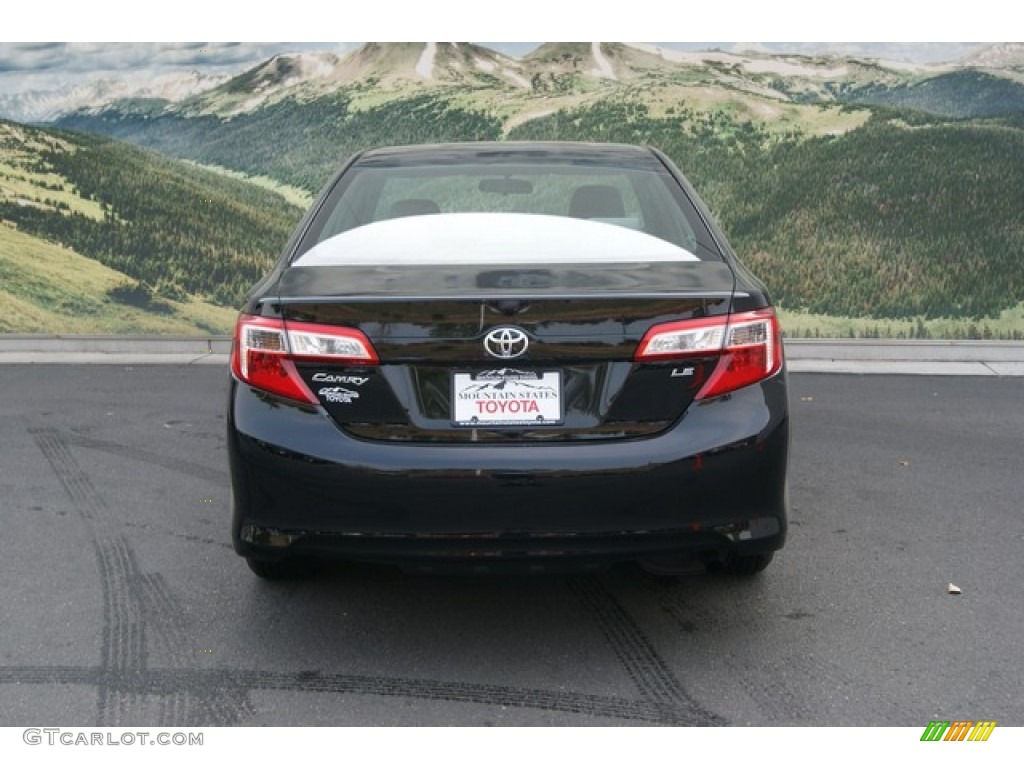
[483,327,529,359]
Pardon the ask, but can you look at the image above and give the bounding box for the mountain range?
[4,42,1023,123]
[0,69,231,123]
[50,42,1024,192]
[2,42,1023,336]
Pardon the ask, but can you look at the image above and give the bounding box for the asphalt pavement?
[0,362,1021,726]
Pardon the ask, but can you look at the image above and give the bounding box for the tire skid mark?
[61,432,227,483]
[94,536,147,725]
[139,575,184,628]
[658,602,700,633]
[247,671,667,722]
[638,578,815,723]
[570,577,726,726]
[0,666,96,684]
[640,578,721,632]
[121,519,232,550]
[30,428,103,520]
[96,538,146,673]
[99,534,252,727]
[134,577,251,729]
[32,428,251,727]
[28,425,707,726]
[0,666,676,724]
[134,568,253,726]
[158,684,190,729]
[30,427,136,725]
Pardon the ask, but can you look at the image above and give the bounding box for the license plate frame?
[451,369,563,427]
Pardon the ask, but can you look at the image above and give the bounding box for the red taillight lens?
[230,314,378,404]
[635,308,783,399]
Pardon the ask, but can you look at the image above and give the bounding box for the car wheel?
[720,552,774,576]
[245,557,314,581]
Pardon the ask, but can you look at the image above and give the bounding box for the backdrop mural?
[1,42,1022,338]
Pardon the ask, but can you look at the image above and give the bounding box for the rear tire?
[721,552,774,576]
[245,557,314,581]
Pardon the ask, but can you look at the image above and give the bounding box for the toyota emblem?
[483,327,529,359]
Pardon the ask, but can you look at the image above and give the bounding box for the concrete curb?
[0,335,230,355]
[784,340,1024,376]
[786,360,1024,376]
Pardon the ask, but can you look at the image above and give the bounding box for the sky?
[0,42,352,95]
[0,1,1008,96]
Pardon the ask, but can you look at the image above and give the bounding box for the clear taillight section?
[288,327,376,359]
[231,314,378,403]
[636,308,783,399]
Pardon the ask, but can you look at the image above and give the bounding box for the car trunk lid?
[272,215,736,442]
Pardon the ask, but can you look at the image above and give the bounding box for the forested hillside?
[510,102,1024,319]
[723,119,1024,320]
[846,70,1024,119]
[58,94,504,193]
[42,94,1024,325]
[1,120,303,309]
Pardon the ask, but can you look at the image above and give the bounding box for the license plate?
[452,369,562,426]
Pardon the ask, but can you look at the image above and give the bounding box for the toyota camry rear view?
[227,141,789,579]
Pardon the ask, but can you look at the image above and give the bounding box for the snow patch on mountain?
[626,42,829,78]
[504,69,531,88]
[626,42,726,64]
[872,59,945,73]
[289,51,341,80]
[958,42,1024,68]
[416,43,437,79]
[591,42,617,79]
[744,59,849,78]
[625,42,946,80]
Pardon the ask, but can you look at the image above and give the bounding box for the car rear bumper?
[227,371,789,569]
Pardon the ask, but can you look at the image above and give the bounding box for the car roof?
[352,141,664,169]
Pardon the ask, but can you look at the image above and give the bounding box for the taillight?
[230,314,378,404]
[635,308,783,399]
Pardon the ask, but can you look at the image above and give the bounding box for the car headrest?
[569,185,626,219]
[388,198,441,218]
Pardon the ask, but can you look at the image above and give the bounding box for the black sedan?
[227,141,789,579]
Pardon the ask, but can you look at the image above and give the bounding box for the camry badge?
[483,327,529,359]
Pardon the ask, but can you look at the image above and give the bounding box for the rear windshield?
[295,160,723,262]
